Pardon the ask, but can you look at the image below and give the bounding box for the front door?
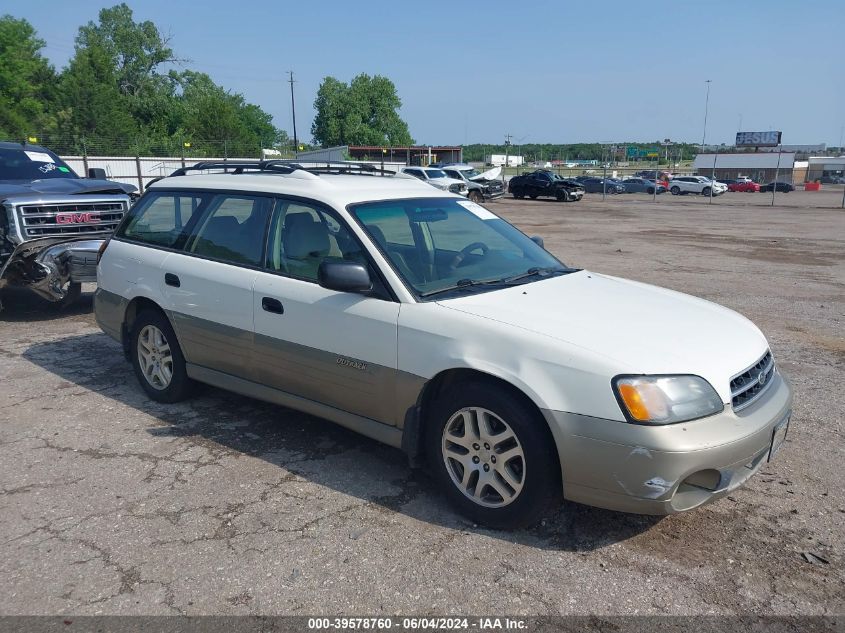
[252,199,400,425]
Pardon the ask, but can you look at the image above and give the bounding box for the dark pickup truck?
[0,142,135,308]
[508,170,584,202]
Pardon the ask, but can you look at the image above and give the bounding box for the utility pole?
[701,79,712,151]
[503,133,512,188]
[287,71,298,156]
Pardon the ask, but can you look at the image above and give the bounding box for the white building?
[486,154,524,167]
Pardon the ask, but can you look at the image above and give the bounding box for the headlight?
[613,375,723,424]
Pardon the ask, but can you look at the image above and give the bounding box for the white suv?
[401,166,467,196]
[95,160,792,528]
[669,176,727,196]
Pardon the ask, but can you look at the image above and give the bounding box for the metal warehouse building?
[693,152,803,183]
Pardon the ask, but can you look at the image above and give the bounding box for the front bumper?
[0,236,104,301]
[543,372,793,514]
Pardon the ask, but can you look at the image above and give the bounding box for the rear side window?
[186,194,274,266]
[119,192,208,247]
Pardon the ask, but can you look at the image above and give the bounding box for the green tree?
[60,41,137,149]
[312,73,413,147]
[0,15,57,138]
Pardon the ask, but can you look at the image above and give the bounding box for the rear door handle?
[261,297,284,314]
[164,273,180,287]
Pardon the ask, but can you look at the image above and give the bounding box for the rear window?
[119,192,209,248]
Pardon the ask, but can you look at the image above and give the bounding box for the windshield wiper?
[419,278,505,298]
[500,266,573,284]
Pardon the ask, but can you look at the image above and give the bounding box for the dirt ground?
[0,191,843,616]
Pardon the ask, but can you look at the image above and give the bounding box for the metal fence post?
[771,145,782,207]
[135,154,143,193]
[81,136,89,176]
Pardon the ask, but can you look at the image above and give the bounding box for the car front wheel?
[427,382,560,529]
[468,190,483,203]
[555,189,569,202]
[670,186,680,195]
[702,186,712,196]
[130,309,194,403]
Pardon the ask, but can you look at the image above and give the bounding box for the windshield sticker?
[38,163,57,174]
[456,200,498,220]
[24,151,55,163]
[57,166,70,172]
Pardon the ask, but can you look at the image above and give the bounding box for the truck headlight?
[613,375,723,424]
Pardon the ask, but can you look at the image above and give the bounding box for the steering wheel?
[449,241,489,270]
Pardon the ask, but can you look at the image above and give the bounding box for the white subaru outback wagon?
[95,160,792,529]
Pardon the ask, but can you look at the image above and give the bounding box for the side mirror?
[530,235,544,248]
[87,167,107,179]
[318,261,372,293]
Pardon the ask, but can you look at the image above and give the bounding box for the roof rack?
[168,160,400,178]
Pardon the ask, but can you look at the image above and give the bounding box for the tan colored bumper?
[543,372,793,514]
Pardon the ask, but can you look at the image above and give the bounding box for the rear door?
[160,192,274,380]
[252,198,401,424]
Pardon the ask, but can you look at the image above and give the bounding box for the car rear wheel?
[426,382,560,529]
[130,309,194,403]
[670,186,680,195]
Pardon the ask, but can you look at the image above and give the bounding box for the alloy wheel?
[441,406,526,508]
[137,324,174,390]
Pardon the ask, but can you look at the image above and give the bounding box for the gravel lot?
[1,191,843,616]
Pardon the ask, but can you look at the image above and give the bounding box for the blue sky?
[6,0,844,146]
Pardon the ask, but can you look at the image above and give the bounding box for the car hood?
[0,178,136,199]
[470,166,502,181]
[437,270,768,401]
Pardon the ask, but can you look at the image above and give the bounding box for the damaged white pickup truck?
[0,142,134,308]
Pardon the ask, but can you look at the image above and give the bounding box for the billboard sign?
[736,131,782,147]
[627,146,660,158]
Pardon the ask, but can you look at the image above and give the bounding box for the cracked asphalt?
[1,192,843,616]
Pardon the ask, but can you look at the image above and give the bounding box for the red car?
[728,181,760,192]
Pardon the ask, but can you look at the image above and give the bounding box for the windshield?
[0,147,78,182]
[457,167,481,179]
[349,197,571,299]
[425,169,448,179]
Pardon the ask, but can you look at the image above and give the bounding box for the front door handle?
[164,273,180,287]
[261,297,284,314]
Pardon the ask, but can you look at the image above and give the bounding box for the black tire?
[702,186,711,196]
[129,308,194,403]
[512,188,524,199]
[647,187,655,195]
[555,189,569,202]
[468,190,483,204]
[57,282,82,309]
[426,381,561,529]
[670,186,680,195]
[529,194,538,199]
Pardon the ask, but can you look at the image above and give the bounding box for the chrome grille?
[730,350,775,412]
[18,202,126,238]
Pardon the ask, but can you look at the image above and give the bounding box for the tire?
[647,187,655,195]
[57,282,82,309]
[701,186,711,196]
[529,194,538,199]
[129,309,194,403]
[512,188,524,199]
[670,186,680,195]
[555,189,569,202]
[468,190,483,204]
[426,381,561,529]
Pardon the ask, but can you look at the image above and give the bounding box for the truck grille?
[730,350,775,412]
[17,202,126,238]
